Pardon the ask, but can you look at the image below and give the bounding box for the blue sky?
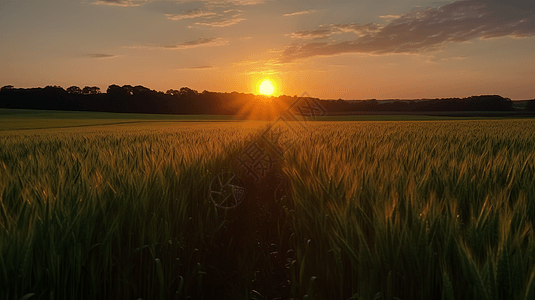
[1,0,533,99]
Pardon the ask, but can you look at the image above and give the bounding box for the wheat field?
[1,119,535,299]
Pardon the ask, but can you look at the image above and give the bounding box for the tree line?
[0,84,533,116]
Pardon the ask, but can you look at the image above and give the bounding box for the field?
[1,111,535,299]
[2,108,519,131]
[0,109,242,131]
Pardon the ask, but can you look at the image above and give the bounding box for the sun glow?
[258,79,275,96]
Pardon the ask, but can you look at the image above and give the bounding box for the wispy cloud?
[287,28,333,40]
[167,7,246,27]
[92,0,143,7]
[281,0,535,62]
[94,0,267,7]
[96,0,260,27]
[379,14,401,19]
[193,16,245,27]
[137,37,228,50]
[178,65,213,70]
[288,23,381,40]
[284,9,317,17]
[165,9,217,20]
[233,58,284,75]
[204,0,265,6]
[445,56,468,60]
[87,53,119,59]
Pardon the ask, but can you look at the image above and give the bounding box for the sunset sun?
[258,79,275,96]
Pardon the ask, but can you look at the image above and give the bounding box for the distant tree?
[132,85,152,95]
[363,99,378,110]
[82,86,101,95]
[66,86,82,94]
[388,101,410,111]
[526,99,535,111]
[107,84,121,93]
[179,87,199,98]
[122,85,134,96]
[166,89,180,96]
[107,84,131,97]
[1,85,14,91]
[473,95,512,111]
[45,85,64,90]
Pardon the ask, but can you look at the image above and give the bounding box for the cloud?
[140,37,228,50]
[233,58,284,75]
[379,15,401,19]
[87,53,119,59]
[165,9,217,20]
[281,0,535,62]
[284,9,317,17]
[92,0,143,7]
[203,0,265,6]
[166,7,246,27]
[288,23,381,39]
[94,0,267,7]
[95,0,261,27]
[287,28,334,39]
[193,16,245,27]
[178,65,213,70]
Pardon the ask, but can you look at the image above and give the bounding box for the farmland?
[1,113,535,299]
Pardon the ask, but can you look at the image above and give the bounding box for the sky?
[0,0,534,100]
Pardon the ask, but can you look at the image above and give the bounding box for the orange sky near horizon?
[0,0,534,100]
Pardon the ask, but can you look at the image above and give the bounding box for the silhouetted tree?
[526,99,535,111]
[463,95,512,111]
[166,89,180,96]
[0,84,521,116]
[179,87,198,98]
[107,84,130,97]
[107,84,120,93]
[82,86,101,95]
[132,85,152,95]
[122,85,134,96]
[66,86,82,94]
[45,85,64,90]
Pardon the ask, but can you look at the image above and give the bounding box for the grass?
[1,117,535,299]
[0,108,240,121]
[0,108,241,131]
[0,122,270,299]
[282,120,535,299]
[314,114,534,121]
[3,107,533,131]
